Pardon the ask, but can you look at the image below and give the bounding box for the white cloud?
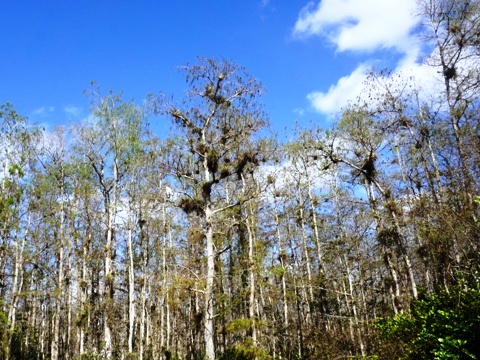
[257,159,333,202]
[64,105,83,118]
[292,0,445,115]
[293,0,419,53]
[306,57,445,116]
[32,106,55,117]
[307,63,368,115]
[395,55,442,100]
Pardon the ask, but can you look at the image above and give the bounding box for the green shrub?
[0,307,8,360]
[75,351,106,360]
[374,283,480,359]
[218,340,272,360]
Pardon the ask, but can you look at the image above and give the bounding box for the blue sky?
[1,0,425,134]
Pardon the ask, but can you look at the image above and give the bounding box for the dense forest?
[1,1,480,359]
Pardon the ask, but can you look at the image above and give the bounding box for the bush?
[0,308,8,360]
[218,340,272,360]
[374,283,480,359]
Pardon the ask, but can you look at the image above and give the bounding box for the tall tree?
[0,103,40,360]
[72,90,146,358]
[155,58,268,360]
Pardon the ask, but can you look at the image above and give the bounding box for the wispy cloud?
[32,106,55,117]
[293,108,306,116]
[64,105,83,118]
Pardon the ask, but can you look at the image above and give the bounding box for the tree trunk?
[139,214,148,360]
[103,162,118,359]
[127,226,135,354]
[205,205,216,360]
[247,211,257,348]
[203,134,216,360]
[51,179,65,360]
[104,211,114,359]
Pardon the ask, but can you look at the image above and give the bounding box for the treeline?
[1,1,480,359]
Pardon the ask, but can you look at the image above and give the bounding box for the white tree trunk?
[103,162,118,359]
[51,181,65,360]
[139,219,148,360]
[104,221,113,359]
[204,205,216,360]
[127,227,135,354]
[8,228,25,332]
[273,203,289,329]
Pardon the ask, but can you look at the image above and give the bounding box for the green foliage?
[374,283,480,359]
[218,346,253,360]
[75,352,107,360]
[0,305,39,360]
[9,330,41,360]
[163,348,182,360]
[225,318,253,333]
[0,306,8,360]
[218,339,272,360]
[8,164,25,178]
[475,197,480,223]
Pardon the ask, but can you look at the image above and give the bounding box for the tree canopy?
[1,2,480,359]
